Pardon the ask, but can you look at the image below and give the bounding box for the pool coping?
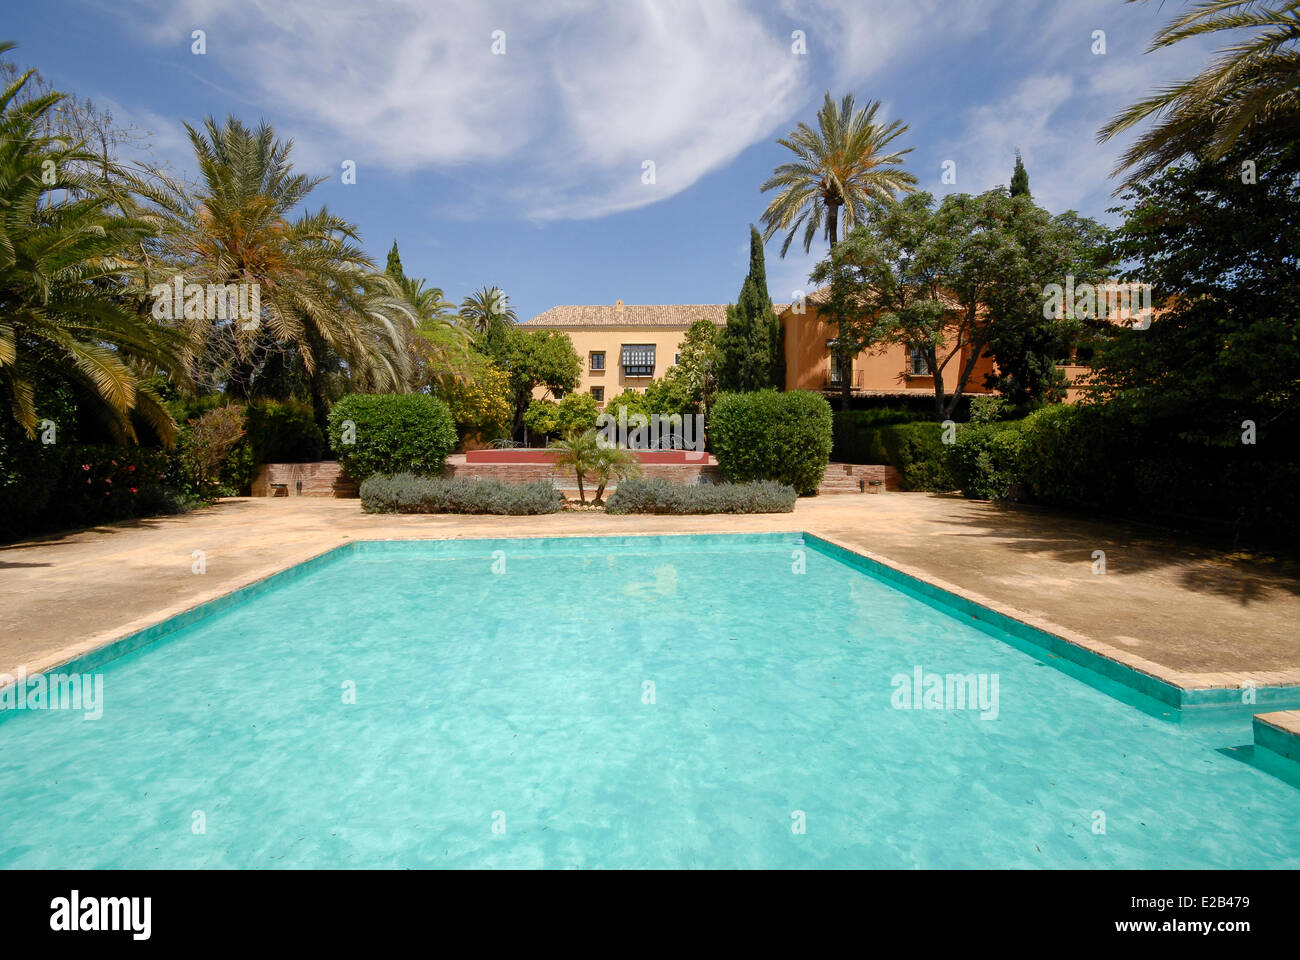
[805,530,1300,709]
[5,529,1299,737]
[1253,711,1300,764]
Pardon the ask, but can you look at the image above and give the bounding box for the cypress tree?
[385,240,403,280]
[1010,152,1030,198]
[719,225,783,390]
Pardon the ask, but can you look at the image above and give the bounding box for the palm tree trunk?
[827,200,840,248]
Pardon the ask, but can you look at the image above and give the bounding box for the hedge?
[708,390,831,495]
[327,394,457,481]
[359,474,562,515]
[947,421,1027,500]
[604,477,796,514]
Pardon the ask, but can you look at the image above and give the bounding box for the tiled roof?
[524,304,731,328]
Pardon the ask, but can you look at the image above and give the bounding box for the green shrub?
[948,422,1026,500]
[523,392,599,440]
[52,445,176,530]
[604,477,796,514]
[878,421,956,491]
[709,390,831,495]
[328,394,457,481]
[967,395,1009,424]
[831,408,929,462]
[245,400,325,462]
[359,474,562,515]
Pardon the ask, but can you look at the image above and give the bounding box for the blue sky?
[8,0,1213,322]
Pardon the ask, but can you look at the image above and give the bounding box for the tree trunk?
[839,344,851,410]
[931,357,946,421]
[827,200,840,248]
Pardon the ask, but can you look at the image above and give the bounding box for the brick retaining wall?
[252,458,898,497]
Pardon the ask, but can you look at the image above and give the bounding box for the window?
[590,386,604,402]
[590,351,605,371]
[909,347,930,376]
[621,343,655,377]
[826,339,848,386]
[553,387,566,400]
[674,353,680,366]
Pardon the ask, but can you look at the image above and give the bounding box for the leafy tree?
[982,209,1114,405]
[502,328,581,438]
[663,318,722,415]
[437,356,511,443]
[601,387,651,425]
[812,190,1109,418]
[1093,137,1300,434]
[760,92,917,256]
[1099,0,1300,185]
[718,225,783,391]
[1010,152,1030,198]
[643,377,696,417]
[523,391,598,439]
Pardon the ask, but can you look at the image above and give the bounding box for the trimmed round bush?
[708,390,832,496]
[327,394,457,481]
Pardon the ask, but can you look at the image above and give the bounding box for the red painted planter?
[465,448,710,464]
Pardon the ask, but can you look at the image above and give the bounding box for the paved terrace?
[1,495,1298,692]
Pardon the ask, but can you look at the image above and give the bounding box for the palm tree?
[0,52,187,442]
[459,286,517,334]
[1100,0,1300,185]
[548,428,600,505]
[399,274,474,392]
[760,92,917,256]
[146,116,412,414]
[591,443,641,506]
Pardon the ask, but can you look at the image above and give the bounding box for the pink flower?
[128,465,135,472]
[105,478,111,484]
[130,487,138,494]
[81,464,90,471]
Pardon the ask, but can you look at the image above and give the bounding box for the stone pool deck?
[2,494,1298,700]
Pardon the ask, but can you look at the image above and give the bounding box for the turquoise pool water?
[1,532,1297,868]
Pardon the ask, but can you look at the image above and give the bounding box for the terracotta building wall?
[780,306,998,396]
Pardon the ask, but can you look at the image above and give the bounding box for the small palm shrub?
[591,443,641,504]
[327,394,457,481]
[548,428,601,504]
[360,474,562,515]
[604,477,796,514]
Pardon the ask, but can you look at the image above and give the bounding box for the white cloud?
[123,0,1221,225]
[126,0,998,221]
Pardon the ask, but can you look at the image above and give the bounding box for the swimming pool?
[2,533,1297,868]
